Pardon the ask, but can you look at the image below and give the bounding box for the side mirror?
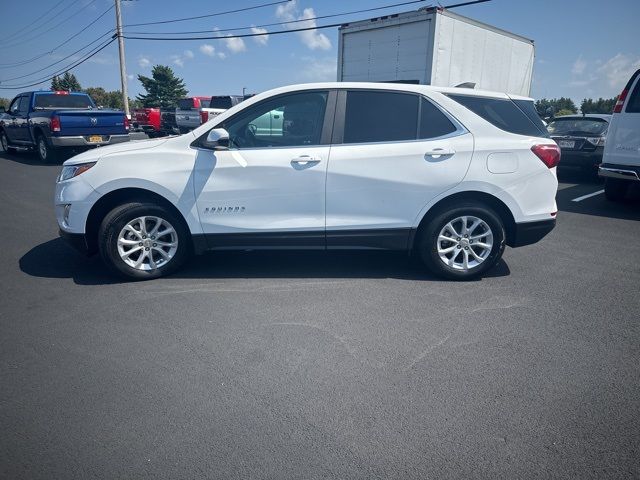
[202,128,230,150]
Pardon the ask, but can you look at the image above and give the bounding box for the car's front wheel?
[0,130,16,154]
[417,203,506,280]
[99,202,190,280]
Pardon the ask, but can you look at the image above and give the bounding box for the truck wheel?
[417,203,506,281]
[36,134,58,163]
[0,130,16,154]
[604,178,629,202]
[99,202,191,280]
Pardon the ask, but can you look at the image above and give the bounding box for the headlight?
[57,162,96,182]
[586,137,605,147]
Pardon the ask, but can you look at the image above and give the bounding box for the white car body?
[599,68,640,196]
[55,82,558,278]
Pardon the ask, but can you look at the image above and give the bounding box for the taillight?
[531,144,560,169]
[613,89,628,113]
[124,115,130,131]
[51,115,61,133]
[200,110,209,124]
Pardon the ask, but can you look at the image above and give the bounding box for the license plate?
[88,135,103,143]
[558,140,575,149]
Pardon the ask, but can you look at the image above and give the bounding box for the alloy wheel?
[437,215,493,271]
[117,216,178,271]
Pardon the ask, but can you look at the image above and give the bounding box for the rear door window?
[447,94,547,137]
[626,77,640,113]
[343,90,419,144]
[178,99,195,110]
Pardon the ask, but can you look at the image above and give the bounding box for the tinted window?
[513,99,549,136]
[547,118,608,136]
[178,98,195,110]
[448,94,546,137]
[221,91,327,148]
[18,96,30,115]
[9,97,21,114]
[34,94,94,109]
[419,98,457,138]
[344,91,419,143]
[626,78,640,113]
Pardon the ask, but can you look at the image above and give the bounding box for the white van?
[599,69,640,201]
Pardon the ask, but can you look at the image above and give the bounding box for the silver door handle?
[424,148,455,157]
[291,155,321,164]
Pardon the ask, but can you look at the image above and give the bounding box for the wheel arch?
[84,187,198,255]
[410,190,517,250]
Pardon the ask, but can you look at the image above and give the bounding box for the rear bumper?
[509,219,556,248]
[50,134,130,148]
[598,163,640,181]
[59,229,91,255]
[559,149,603,169]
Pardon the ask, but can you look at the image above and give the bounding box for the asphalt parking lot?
[1,150,639,479]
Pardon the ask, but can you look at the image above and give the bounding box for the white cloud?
[200,44,216,57]
[598,53,640,88]
[275,0,331,51]
[572,56,586,75]
[298,56,337,82]
[184,49,194,59]
[217,52,227,60]
[138,56,151,68]
[171,56,184,67]
[251,26,269,45]
[171,50,196,68]
[127,74,134,80]
[224,35,246,53]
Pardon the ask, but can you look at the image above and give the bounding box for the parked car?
[547,114,611,175]
[175,96,211,133]
[55,82,558,280]
[199,95,244,124]
[599,68,640,201]
[132,107,179,137]
[0,91,129,162]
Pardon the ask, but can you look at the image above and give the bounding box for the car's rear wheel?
[99,202,190,280]
[36,134,57,163]
[604,178,629,202]
[417,203,506,280]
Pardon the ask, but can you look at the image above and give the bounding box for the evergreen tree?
[51,72,81,91]
[136,65,188,108]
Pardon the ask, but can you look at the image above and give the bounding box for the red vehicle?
[132,108,178,137]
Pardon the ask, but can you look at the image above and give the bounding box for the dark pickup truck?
[0,91,130,162]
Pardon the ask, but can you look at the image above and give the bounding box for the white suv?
[599,68,640,201]
[55,82,559,280]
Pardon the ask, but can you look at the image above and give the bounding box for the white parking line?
[572,189,604,202]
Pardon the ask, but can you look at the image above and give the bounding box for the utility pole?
[114,0,130,118]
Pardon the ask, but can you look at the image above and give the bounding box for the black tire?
[604,178,629,202]
[417,202,506,281]
[36,134,58,163]
[98,202,191,280]
[0,130,17,154]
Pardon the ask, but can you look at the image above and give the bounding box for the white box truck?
[337,7,535,97]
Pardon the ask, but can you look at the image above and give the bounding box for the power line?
[125,0,428,35]
[0,37,117,90]
[0,30,114,82]
[1,0,100,48]
[123,0,292,28]
[0,0,75,43]
[0,6,114,68]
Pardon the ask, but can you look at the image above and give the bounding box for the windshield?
[547,118,608,136]
[209,97,234,109]
[34,94,95,109]
[177,99,195,110]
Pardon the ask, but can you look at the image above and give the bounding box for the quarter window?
[343,91,419,144]
[221,91,328,149]
[419,98,457,139]
[626,79,640,113]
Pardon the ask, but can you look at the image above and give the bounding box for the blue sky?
[1,0,639,104]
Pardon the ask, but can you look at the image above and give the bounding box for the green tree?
[0,97,10,110]
[136,65,187,108]
[51,72,82,91]
[580,97,616,114]
[535,97,578,117]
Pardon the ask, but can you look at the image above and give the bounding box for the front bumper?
[598,163,640,182]
[50,134,130,148]
[59,229,91,255]
[509,219,556,248]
